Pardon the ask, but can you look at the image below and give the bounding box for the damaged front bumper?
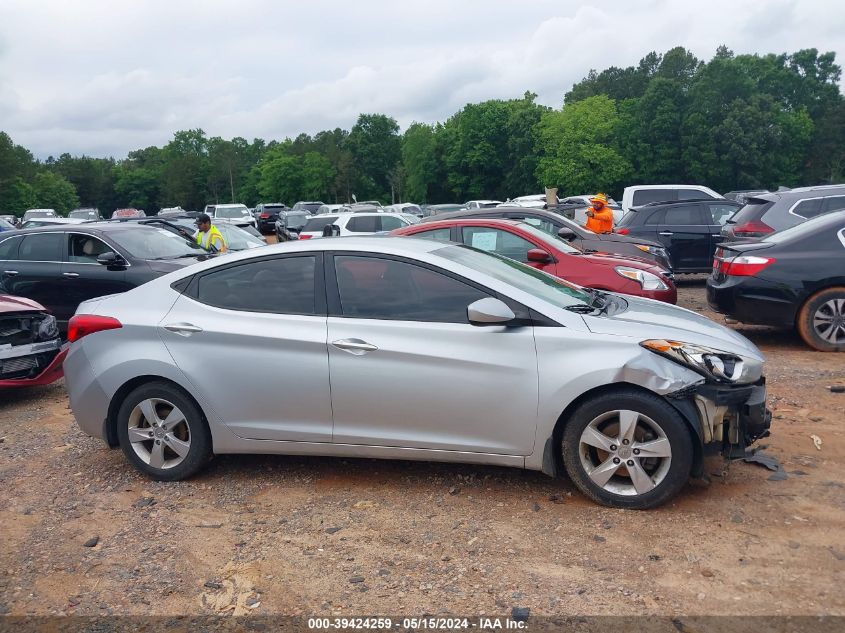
[667,379,771,473]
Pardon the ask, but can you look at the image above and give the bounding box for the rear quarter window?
[730,199,774,224]
[0,236,21,259]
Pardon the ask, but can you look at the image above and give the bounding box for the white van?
[622,185,722,213]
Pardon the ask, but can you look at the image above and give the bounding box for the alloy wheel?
[127,398,191,470]
[813,298,845,344]
[577,409,673,496]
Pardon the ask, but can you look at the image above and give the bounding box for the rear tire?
[796,287,845,352]
[561,389,694,509]
[116,381,212,481]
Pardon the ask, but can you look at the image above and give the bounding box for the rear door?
[161,254,333,442]
[326,253,538,455]
[659,204,711,271]
[0,233,67,321]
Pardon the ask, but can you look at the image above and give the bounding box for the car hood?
[596,233,663,248]
[146,257,208,274]
[583,294,763,359]
[0,294,46,314]
[577,251,667,275]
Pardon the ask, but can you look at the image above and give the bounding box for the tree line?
[0,46,842,217]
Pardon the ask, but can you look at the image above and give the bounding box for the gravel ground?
[0,276,843,618]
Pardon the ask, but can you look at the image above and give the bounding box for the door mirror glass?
[557,227,576,240]
[97,251,124,266]
[467,298,516,326]
[527,248,551,263]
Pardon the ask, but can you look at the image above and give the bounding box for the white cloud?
[0,0,843,158]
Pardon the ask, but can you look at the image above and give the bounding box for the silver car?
[63,237,770,509]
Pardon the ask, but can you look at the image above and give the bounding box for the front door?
[161,254,333,442]
[61,233,131,318]
[327,253,538,455]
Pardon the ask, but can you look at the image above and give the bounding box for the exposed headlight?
[640,339,762,384]
[615,266,669,291]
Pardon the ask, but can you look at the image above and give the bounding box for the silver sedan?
[64,237,770,509]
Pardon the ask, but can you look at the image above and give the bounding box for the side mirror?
[557,227,576,241]
[97,251,126,267]
[467,297,516,326]
[527,248,552,263]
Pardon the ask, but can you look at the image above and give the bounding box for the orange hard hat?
[590,193,608,204]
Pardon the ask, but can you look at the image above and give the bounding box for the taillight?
[717,255,776,277]
[260,213,270,219]
[67,315,122,342]
[733,220,774,237]
[615,228,630,235]
[299,234,312,239]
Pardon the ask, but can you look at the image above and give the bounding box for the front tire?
[116,381,212,481]
[797,287,845,352]
[561,389,694,509]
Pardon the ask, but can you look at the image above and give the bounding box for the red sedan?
[392,218,677,303]
[0,295,66,388]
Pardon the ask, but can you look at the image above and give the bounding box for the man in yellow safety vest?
[195,213,227,253]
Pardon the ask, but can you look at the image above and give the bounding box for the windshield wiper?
[151,253,206,260]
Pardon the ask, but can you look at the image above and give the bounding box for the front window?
[462,227,538,262]
[67,234,112,262]
[109,227,205,259]
[334,255,490,323]
[436,245,592,308]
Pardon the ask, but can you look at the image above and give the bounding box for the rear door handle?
[163,323,203,336]
[3,270,19,276]
[658,231,674,236]
[332,338,378,355]
[62,272,80,278]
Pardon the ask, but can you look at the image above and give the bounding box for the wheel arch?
[105,375,208,448]
[539,382,704,478]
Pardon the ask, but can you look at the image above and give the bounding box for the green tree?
[30,171,79,214]
[1,177,36,215]
[300,152,335,200]
[348,114,401,201]
[257,145,303,203]
[402,123,438,202]
[536,95,632,196]
[161,129,209,209]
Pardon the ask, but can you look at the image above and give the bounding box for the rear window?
[303,216,338,232]
[663,205,702,225]
[19,233,62,261]
[729,199,774,224]
[0,236,21,259]
[824,196,845,213]
[632,189,677,206]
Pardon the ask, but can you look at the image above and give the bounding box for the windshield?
[216,206,249,218]
[26,210,55,218]
[69,209,98,218]
[436,245,591,308]
[0,218,14,230]
[303,216,338,232]
[110,227,205,259]
[216,223,266,250]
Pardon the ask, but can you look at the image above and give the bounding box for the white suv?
[203,204,257,229]
[298,212,413,239]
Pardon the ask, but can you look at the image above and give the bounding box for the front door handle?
[658,231,674,236]
[62,272,80,278]
[163,323,204,336]
[332,338,378,355]
[3,270,19,276]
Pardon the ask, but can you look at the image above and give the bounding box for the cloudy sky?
[1,0,844,159]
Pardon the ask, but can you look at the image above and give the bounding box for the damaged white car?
[63,238,770,509]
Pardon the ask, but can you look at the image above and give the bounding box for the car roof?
[11,222,166,234]
[422,206,562,221]
[633,198,737,210]
[410,217,523,228]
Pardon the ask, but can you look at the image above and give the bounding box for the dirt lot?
[1,276,843,618]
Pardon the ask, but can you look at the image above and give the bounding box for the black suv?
[614,199,741,273]
[255,203,289,234]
